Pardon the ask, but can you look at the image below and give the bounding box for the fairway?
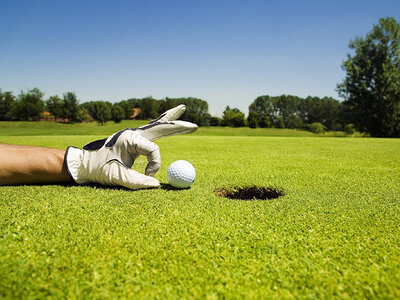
[0,129,399,298]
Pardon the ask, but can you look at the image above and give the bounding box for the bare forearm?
[0,144,72,185]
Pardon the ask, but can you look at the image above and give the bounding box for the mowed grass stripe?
[0,135,399,298]
[0,120,321,137]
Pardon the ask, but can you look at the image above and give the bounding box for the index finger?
[132,135,161,176]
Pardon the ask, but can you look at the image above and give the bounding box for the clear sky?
[1,0,399,116]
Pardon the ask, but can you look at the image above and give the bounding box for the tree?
[248,96,275,126]
[299,96,341,130]
[63,92,80,123]
[112,104,124,123]
[221,106,246,127]
[46,95,63,119]
[259,115,272,128]
[274,95,301,128]
[247,111,258,128]
[210,117,221,126]
[0,90,15,120]
[161,97,209,125]
[13,88,45,121]
[118,100,134,119]
[337,17,400,137]
[82,101,112,125]
[141,97,160,119]
[287,115,304,129]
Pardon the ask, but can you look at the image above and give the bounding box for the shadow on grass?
[160,183,190,191]
[1,182,189,192]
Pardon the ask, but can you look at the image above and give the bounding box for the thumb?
[109,162,160,190]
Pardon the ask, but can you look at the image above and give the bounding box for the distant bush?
[344,124,356,135]
[78,108,93,122]
[210,117,221,126]
[307,122,326,134]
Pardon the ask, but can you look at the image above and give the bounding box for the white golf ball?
[167,160,196,188]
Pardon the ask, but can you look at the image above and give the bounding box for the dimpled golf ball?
[167,160,196,188]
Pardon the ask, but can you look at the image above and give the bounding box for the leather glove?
[65,105,197,190]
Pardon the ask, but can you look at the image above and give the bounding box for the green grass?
[0,120,320,137]
[0,125,399,298]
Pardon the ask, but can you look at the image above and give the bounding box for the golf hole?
[214,186,284,201]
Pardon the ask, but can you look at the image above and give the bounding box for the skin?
[0,143,72,185]
[0,106,197,187]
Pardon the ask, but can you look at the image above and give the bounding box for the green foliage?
[160,97,209,125]
[259,115,272,128]
[114,100,133,119]
[248,95,275,126]
[0,90,15,121]
[247,111,258,128]
[119,97,209,125]
[12,88,45,121]
[46,95,63,119]
[221,106,246,127]
[199,113,211,126]
[0,133,399,298]
[140,97,160,119]
[307,122,327,134]
[286,115,304,129]
[337,17,400,137]
[249,95,342,130]
[77,107,94,123]
[344,123,356,135]
[300,96,341,129]
[209,116,221,126]
[63,92,80,123]
[112,104,125,123]
[82,101,112,125]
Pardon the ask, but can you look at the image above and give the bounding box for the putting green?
[0,134,399,298]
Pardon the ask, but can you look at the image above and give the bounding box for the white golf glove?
[65,105,197,190]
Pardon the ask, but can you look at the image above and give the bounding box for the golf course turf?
[0,121,399,298]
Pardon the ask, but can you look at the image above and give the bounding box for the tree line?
[0,87,351,133]
[1,17,399,136]
[0,88,210,125]
[0,86,391,135]
[246,95,345,133]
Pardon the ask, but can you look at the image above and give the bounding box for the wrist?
[65,146,88,184]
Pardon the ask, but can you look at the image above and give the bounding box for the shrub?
[307,122,326,134]
[210,117,220,126]
[344,124,356,135]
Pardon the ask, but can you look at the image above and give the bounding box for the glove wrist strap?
[65,146,88,184]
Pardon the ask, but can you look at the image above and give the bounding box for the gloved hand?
[65,105,197,190]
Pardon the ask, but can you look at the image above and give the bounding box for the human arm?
[0,105,197,189]
[0,143,72,185]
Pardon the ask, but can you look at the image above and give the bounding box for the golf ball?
[167,160,196,188]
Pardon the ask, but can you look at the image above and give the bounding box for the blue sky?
[1,0,399,116]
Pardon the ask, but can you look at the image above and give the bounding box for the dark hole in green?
[215,186,284,200]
